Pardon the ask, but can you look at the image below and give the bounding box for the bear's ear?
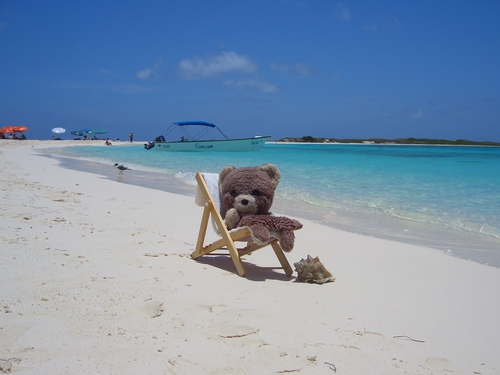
[259,163,281,189]
[219,165,235,185]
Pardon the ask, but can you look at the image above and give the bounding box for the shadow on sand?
[193,255,295,282]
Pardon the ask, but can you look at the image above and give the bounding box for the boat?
[144,121,270,152]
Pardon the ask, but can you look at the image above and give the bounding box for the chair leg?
[223,234,246,276]
[192,205,211,259]
[271,242,293,276]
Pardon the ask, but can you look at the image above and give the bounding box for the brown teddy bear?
[219,163,303,252]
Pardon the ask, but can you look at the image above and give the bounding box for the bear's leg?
[248,224,271,245]
[279,229,295,252]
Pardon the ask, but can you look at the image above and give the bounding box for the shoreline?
[267,141,500,147]
[2,140,500,374]
[5,138,500,148]
[37,140,500,268]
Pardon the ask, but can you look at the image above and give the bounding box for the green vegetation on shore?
[277,136,500,146]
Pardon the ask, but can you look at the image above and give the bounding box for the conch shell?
[294,255,335,284]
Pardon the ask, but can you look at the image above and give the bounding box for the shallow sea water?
[41,143,500,267]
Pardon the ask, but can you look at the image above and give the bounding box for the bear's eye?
[251,190,260,197]
[230,189,237,197]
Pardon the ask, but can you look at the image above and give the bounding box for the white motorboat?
[145,121,270,152]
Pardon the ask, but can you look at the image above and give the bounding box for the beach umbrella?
[52,127,66,134]
[86,129,108,135]
[0,126,16,133]
[71,128,92,136]
[13,126,29,133]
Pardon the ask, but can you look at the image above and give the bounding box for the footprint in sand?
[215,324,260,339]
[424,357,458,372]
[132,301,164,318]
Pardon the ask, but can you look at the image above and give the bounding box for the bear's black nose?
[241,199,249,206]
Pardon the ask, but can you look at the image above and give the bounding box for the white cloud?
[97,68,116,76]
[136,58,163,80]
[364,17,400,32]
[363,23,378,32]
[335,3,351,21]
[136,67,154,80]
[388,18,400,29]
[177,51,257,80]
[411,110,424,118]
[270,62,312,75]
[223,77,278,93]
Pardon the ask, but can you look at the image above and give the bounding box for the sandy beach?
[1,140,499,375]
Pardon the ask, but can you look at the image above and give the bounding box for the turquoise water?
[44,143,500,267]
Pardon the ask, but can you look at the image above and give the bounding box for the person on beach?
[129,133,133,143]
[105,139,112,146]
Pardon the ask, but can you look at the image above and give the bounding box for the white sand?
[1,140,499,375]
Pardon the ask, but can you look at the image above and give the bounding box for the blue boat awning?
[173,121,216,127]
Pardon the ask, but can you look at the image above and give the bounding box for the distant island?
[275,136,500,146]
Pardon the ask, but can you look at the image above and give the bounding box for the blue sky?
[1,1,499,141]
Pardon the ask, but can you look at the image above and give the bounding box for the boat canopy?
[161,120,228,141]
[173,121,216,127]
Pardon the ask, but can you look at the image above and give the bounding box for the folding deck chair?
[192,172,294,277]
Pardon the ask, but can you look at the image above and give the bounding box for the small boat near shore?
[144,121,270,152]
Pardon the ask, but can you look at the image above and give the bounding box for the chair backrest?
[195,173,223,235]
[195,172,219,206]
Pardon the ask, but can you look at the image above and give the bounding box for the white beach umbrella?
[52,127,66,134]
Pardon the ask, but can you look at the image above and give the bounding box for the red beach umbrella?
[13,126,29,133]
[0,126,15,134]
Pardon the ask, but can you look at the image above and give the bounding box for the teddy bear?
[219,163,303,252]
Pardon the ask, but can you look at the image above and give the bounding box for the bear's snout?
[233,194,258,215]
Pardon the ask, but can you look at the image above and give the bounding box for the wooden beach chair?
[192,172,293,277]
